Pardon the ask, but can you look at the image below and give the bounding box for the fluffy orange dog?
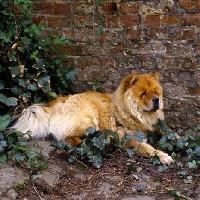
[12,72,173,165]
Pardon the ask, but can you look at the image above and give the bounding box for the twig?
[66,152,88,169]
[33,185,42,200]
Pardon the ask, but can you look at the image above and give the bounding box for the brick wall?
[32,0,200,129]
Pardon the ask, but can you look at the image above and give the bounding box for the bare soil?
[16,149,200,200]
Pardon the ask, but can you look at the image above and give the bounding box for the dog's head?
[121,72,163,112]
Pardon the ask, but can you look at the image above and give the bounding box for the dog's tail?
[11,104,50,139]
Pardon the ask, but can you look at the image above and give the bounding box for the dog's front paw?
[157,151,174,165]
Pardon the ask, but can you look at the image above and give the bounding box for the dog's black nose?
[152,97,159,109]
[152,97,159,103]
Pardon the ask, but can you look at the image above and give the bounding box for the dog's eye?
[141,91,146,97]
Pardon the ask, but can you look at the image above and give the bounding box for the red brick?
[54,3,71,15]
[73,2,93,14]
[59,44,84,56]
[188,87,200,96]
[197,45,200,54]
[100,2,118,14]
[76,56,93,69]
[162,15,182,25]
[121,15,138,27]
[120,2,139,13]
[106,16,118,26]
[179,0,200,11]
[143,15,160,27]
[174,29,195,40]
[125,30,140,40]
[73,29,94,42]
[62,30,74,38]
[97,57,114,68]
[179,0,193,9]
[48,16,71,28]
[33,2,52,14]
[111,45,123,53]
[148,27,163,39]
[63,57,77,69]
[183,14,200,26]
[33,16,46,26]
[74,16,91,27]
[100,33,109,43]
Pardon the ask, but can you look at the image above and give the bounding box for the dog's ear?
[151,72,160,82]
[129,74,139,86]
[123,74,138,90]
[118,74,139,94]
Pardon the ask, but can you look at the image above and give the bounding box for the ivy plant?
[149,119,200,168]
[0,114,47,174]
[0,0,77,114]
[51,128,136,168]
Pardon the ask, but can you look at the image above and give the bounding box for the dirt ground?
[16,149,200,200]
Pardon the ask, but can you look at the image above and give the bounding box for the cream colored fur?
[11,73,173,165]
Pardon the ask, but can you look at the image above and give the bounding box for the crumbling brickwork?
[33,0,200,129]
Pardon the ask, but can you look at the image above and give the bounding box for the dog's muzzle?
[152,97,159,111]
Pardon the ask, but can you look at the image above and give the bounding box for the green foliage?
[95,25,104,36]
[51,128,135,168]
[149,119,200,168]
[0,0,77,114]
[167,189,180,200]
[0,114,47,175]
[94,0,103,5]
[92,81,100,91]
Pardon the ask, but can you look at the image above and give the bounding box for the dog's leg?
[125,140,173,165]
[65,137,82,146]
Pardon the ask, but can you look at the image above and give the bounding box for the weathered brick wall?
[32,0,200,129]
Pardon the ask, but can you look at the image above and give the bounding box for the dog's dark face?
[123,72,163,112]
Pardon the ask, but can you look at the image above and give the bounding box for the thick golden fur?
[11,72,173,164]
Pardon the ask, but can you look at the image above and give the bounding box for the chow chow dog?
[11,72,173,165]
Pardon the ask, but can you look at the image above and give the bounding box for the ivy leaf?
[84,127,96,136]
[8,50,17,61]
[0,114,11,131]
[6,134,18,149]
[10,66,20,77]
[65,39,72,47]
[0,93,8,105]
[134,132,146,143]
[91,155,103,168]
[27,81,38,91]
[121,132,133,143]
[168,189,180,199]
[18,79,26,87]
[68,156,75,163]
[0,141,7,152]
[188,160,198,169]
[6,97,18,106]
[53,37,63,45]
[51,139,68,150]
[92,137,105,150]
[36,75,50,87]
[158,165,168,172]
[194,146,200,156]
[176,136,188,150]
[0,153,7,163]
[26,150,37,159]
[150,154,161,165]
[0,81,5,90]
[126,146,135,157]
[66,68,77,81]
[0,133,4,140]
[127,164,137,173]
[13,151,25,163]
